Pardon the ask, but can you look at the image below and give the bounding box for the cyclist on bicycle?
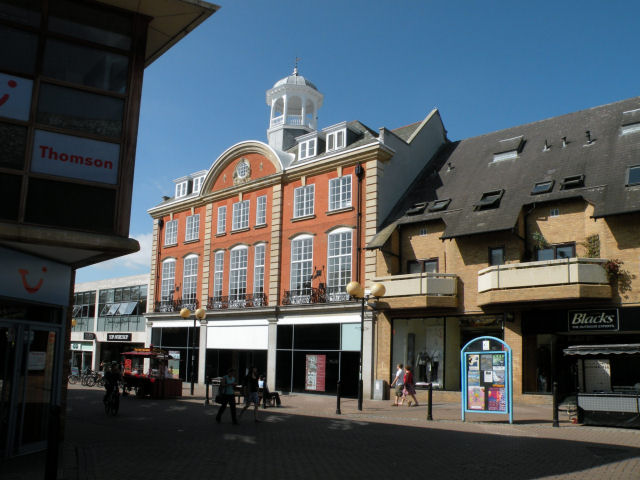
[103,362,121,404]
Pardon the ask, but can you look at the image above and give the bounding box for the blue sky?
[75,0,640,283]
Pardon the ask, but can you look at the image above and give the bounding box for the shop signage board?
[0,72,32,121]
[31,129,120,184]
[568,309,619,331]
[107,333,132,341]
[461,336,513,424]
[0,246,72,306]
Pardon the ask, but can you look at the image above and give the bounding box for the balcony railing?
[154,298,199,313]
[477,258,609,293]
[282,285,355,305]
[206,293,268,310]
[270,114,310,128]
[373,272,458,297]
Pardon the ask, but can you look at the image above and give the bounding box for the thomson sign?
[568,309,619,331]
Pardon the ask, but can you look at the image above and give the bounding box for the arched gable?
[200,141,288,195]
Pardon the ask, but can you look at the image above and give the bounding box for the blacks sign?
[107,333,132,341]
[568,309,619,331]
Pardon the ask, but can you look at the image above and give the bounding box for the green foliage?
[581,234,600,258]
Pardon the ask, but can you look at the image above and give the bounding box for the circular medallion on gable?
[233,158,251,185]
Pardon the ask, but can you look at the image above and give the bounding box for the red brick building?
[146,68,447,397]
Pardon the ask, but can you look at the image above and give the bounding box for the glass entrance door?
[0,323,59,457]
[0,326,18,458]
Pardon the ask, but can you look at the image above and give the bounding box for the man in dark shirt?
[239,366,260,422]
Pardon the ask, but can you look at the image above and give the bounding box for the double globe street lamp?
[180,306,207,395]
[345,280,386,411]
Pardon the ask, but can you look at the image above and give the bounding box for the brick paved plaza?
[2,385,640,479]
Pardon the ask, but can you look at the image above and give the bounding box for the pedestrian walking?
[390,363,405,406]
[403,365,419,407]
[239,366,261,422]
[215,368,238,424]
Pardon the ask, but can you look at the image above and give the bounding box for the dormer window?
[475,190,504,210]
[175,181,189,198]
[192,176,204,194]
[531,180,554,195]
[560,174,584,190]
[493,136,524,162]
[428,199,451,212]
[299,138,316,160]
[326,129,345,152]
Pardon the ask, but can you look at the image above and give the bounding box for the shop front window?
[392,318,445,388]
[523,333,553,393]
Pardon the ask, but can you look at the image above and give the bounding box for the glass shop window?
[47,0,132,50]
[0,25,38,74]
[0,172,21,220]
[0,122,27,169]
[37,83,124,138]
[42,39,129,94]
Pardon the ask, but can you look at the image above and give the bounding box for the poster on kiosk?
[461,336,513,424]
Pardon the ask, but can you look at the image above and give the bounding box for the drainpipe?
[355,164,364,283]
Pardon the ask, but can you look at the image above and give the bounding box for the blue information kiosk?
[461,336,513,424]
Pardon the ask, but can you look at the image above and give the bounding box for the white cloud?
[75,232,153,282]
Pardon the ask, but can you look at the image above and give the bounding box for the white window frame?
[182,254,198,307]
[164,219,178,245]
[290,235,313,295]
[253,243,266,298]
[293,184,315,218]
[326,129,345,152]
[175,181,188,198]
[212,251,224,300]
[298,138,316,160]
[185,214,200,242]
[217,206,227,234]
[327,229,352,302]
[229,246,248,305]
[192,176,204,194]
[160,259,176,303]
[256,195,267,226]
[232,200,250,230]
[328,175,352,211]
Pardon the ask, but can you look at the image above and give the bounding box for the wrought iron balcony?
[154,298,199,313]
[282,285,354,305]
[206,293,268,310]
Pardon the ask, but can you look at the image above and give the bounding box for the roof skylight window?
[531,180,554,195]
[627,165,640,186]
[493,136,524,162]
[428,198,451,212]
[475,190,504,210]
[405,202,427,215]
[621,109,640,135]
[560,174,584,190]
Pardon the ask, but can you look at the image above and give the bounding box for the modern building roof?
[369,96,640,246]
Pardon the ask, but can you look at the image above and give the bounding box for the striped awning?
[563,344,640,356]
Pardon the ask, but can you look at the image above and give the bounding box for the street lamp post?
[346,281,385,411]
[180,307,207,396]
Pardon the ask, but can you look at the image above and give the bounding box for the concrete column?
[362,310,374,399]
[198,322,208,384]
[267,316,277,391]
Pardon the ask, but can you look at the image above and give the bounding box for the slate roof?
[286,120,380,167]
[370,96,640,245]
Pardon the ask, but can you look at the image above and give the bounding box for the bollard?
[427,382,433,421]
[205,376,210,406]
[45,404,60,480]
[336,380,341,414]
[552,381,559,427]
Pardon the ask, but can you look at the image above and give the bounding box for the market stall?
[564,344,640,428]
[121,348,182,398]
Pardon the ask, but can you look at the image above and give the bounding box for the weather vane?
[294,56,301,75]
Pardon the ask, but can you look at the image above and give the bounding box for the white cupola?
[266,66,324,151]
